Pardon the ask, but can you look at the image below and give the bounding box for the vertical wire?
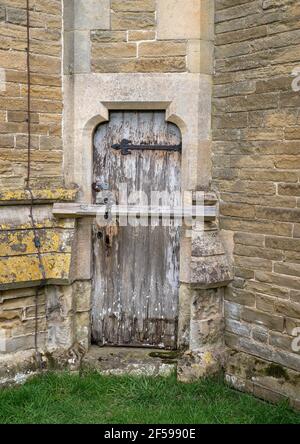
[25,0,45,367]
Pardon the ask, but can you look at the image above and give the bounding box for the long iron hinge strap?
[111,139,182,155]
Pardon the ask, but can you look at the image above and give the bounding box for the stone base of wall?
[225,350,300,411]
[0,345,85,387]
[0,280,91,385]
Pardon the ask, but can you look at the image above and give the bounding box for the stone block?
[92,42,137,58]
[290,290,300,303]
[190,254,232,288]
[178,349,225,382]
[246,281,290,300]
[92,56,186,73]
[111,0,156,12]
[178,284,192,349]
[255,271,300,291]
[225,319,251,338]
[256,207,300,223]
[224,300,242,321]
[190,317,224,349]
[220,202,255,218]
[64,30,91,74]
[111,11,155,30]
[278,183,300,196]
[0,6,5,21]
[216,1,261,23]
[76,311,90,350]
[225,288,256,307]
[139,41,186,57]
[241,307,284,332]
[30,54,61,75]
[191,288,223,321]
[74,280,91,312]
[128,30,156,41]
[91,30,127,43]
[269,332,295,353]
[135,57,186,72]
[234,245,283,262]
[234,267,254,280]
[91,58,136,73]
[252,326,269,344]
[275,300,300,318]
[64,0,110,31]
[0,49,26,70]
[199,40,214,75]
[157,0,201,40]
[5,333,46,353]
[192,230,225,257]
[6,7,27,25]
[266,236,300,252]
[274,262,300,278]
[200,0,214,41]
[0,254,72,290]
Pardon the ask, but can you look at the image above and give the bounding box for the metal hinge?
[111,139,182,155]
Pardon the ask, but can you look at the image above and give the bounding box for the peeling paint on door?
[92,111,181,349]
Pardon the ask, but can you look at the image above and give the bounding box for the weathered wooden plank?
[53,203,217,220]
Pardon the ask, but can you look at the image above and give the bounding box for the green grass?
[0,371,299,424]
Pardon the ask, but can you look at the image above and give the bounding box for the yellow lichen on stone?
[0,188,78,205]
[203,351,213,365]
[0,253,72,288]
[0,229,74,257]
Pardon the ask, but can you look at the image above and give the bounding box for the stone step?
[82,345,180,377]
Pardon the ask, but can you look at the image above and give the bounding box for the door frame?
[63,73,213,349]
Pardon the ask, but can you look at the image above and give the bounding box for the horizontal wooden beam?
[53,203,217,221]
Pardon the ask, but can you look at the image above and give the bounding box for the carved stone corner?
[190,228,233,289]
[177,224,232,382]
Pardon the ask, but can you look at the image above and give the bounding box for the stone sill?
[0,188,79,206]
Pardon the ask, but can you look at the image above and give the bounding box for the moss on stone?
[148,350,181,360]
[265,364,290,380]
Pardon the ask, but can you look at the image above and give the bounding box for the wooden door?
[92,111,181,349]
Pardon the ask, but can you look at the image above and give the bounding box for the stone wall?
[0,0,63,189]
[0,280,91,384]
[213,0,300,406]
[64,0,213,75]
[0,1,88,380]
[0,191,92,383]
